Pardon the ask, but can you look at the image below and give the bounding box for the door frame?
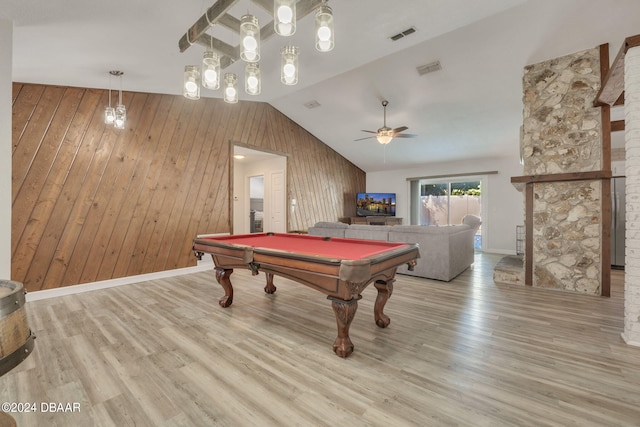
[229,142,289,235]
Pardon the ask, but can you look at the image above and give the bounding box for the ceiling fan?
[355,100,417,144]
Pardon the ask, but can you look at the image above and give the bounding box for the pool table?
[192,232,419,357]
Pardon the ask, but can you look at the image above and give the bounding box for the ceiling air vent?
[304,100,321,109]
[389,26,416,41]
[416,60,442,76]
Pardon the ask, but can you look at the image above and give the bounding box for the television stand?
[345,217,403,226]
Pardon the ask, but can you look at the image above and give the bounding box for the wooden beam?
[194,34,239,66]
[525,183,533,286]
[511,170,612,185]
[178,0,239,53]
[594,34,640,107]
[599,43,612,173]
[218,14,241,34]
[179,0,324,70]
[611,120,625,132]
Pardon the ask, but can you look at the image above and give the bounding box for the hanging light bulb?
[202,51,220,90]
[104,71,115,125]
[224,73,238,103]
[315,2,334,52]
[183,65,200,100]
[240,15,260,62]
[274,0,296,36]
[281,46,299,85]
[245,63,261,96]
[112,71,126,129]
[114,104,126,130]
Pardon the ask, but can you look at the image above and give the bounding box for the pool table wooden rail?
[193,237,418,301]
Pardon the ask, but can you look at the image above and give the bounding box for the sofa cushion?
[313,221,349,229]
[462,215,482,231]
[307,221,348,238]
[389,224,470,236]
[345,225,392,241]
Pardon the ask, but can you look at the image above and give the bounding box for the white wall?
[0,19,12,279]
[367,155,524,254]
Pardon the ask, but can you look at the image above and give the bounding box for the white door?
[269,170,285,232]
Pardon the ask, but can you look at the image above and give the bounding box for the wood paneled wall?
[11,83,365,292]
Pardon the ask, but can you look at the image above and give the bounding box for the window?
[410,177,483,249]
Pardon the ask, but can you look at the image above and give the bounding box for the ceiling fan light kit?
[356,100,417,144]
[179,0,334,103]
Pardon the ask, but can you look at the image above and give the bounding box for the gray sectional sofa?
[308,215,481,281]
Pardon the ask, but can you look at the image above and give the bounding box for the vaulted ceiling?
[3,0,639,171]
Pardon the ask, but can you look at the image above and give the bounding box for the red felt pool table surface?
[199,233,408,260]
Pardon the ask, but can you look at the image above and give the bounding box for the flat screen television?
[356,192,396,217]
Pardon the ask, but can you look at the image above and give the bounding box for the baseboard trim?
[481,248,518,255]
[621,332,640,347]
[26,264,213,302]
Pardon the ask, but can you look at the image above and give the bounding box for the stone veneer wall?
[522,47,603,294]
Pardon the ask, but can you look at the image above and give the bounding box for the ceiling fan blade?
[393,133,417,138]
[354,136,377,141]
[360,130,378,134]
[393,126,408,133]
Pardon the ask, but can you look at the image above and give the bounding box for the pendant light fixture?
[245,63,261,95]
[105,70,125,129]
[224,73,238,103]
[104,71,115,125]
[202,51,220,90]
[178,1,337,99]
[315,2,334,52]
[240,15,260,62]
[184,65,201,100]
[274,0,296,36]
[281,46,299,85]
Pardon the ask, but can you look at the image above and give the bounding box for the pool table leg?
[264,272,277,294]
[214,267,234,307]
[373,279,394,328]
[328,295,362,358]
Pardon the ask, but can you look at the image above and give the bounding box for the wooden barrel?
[0,280,34,377]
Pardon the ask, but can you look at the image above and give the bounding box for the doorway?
[232,145,287,234]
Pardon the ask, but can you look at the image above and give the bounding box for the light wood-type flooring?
[1,253,639,426]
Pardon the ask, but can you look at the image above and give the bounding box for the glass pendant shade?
[104,106,115,125]
[281,46,299,85]
[274,0,296,36]
[202,51,220,89]
[245,63,261,96]
[376,132,393,145]
[224,73,238,103]
[183,65,200,100]
[106,70,125,129]
[114,104,126,129]
[315,4,334,52]
[240,15,260,62]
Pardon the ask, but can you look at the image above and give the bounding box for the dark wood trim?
[611,120,625,132]
[511,170,612,184]
[599,43,612,173]
[406,171,498,181]
[525,183,533,286]
[598,43,612,297]
[594,34,640,106]
[601,179,612,297]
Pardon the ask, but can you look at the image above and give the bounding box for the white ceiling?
[3,0,639,172]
